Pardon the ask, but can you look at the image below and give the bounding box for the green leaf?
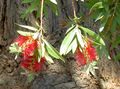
[9,43,21,53]
[71,38,78,54]
[50,0,57,4]
[37,43,46,62]
[37,48,42,62]
[60,28,76,55]
[66,25,75,34]
[45,0,58,15]
[16,24,38,31]
[41,42,45,57]
[90,2,103,13]
[21,0,39,18]
[45,53,54,64]
[79,26,105,45]
[95,13,104,22]
[22,0,33,4]
[75,26,84,48]
[27,73,35,82]
[97,45,110,59]
[17,30,34,36]
[43,39,64,62]
[66,38,78,54]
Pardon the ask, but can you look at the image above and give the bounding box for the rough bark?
[0,0,16,47]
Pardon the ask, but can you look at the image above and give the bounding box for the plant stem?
[72,0,77,18]
[40,0,44,29]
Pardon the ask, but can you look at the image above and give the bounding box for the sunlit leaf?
[60,28,76,55]
[43,39,64,62]
[66,38,78,54]
[79,26,105,45]
[50,0,57,4]
[16,24,38,31]
[45,53,54,64]
[66,25,75,34]
[9,43,21,53]
[17,30,34,36]
[71,38,78,54]
[37,48,42,62]
[75,26,84,48]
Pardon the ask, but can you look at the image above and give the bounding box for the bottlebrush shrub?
[9,24,64,73]
[60,24,105,66]
[14,35,44,72]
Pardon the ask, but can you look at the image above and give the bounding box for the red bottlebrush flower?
[15,35,29,46]
[86,41,97,62]
[20,56,45,72]
[75,48,86,66]
[20,58,32,70]
[33,57,46,72]
[23,40,38,57]
[15,34,38,57]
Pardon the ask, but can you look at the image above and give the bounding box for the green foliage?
[16,24,38,31]
[9,43,22,53]
[27,73,35,82]
[43,39,64,62]
[21,0,58,19]
[10,24,64,65]
[10,0,120,77]
[87,0,120,60]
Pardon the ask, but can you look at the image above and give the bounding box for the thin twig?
[40,0,44,29]
[72,0,77,18]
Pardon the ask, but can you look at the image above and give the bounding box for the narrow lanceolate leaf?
[75,27,84,48]
[38,48,42,62]
[60,29,76,55]
[45,53,54,64]
[41,43,45,57]
[71,38,78,54]
[79,26,105,46]
[90,2,103,13]
[9,43,21,53]
[17,30,34,36]
[16,24,38,31]
[37,43,46,62]
[50,0,57,4]
[66,25,75,34]
[66,38,78,54]
[22,0,33,4]
[43,39,64,62]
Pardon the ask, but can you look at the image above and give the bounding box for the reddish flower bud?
[86,41,97,62]
[75,48,86,66]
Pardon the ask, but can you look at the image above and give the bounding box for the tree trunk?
[0,0,16,47]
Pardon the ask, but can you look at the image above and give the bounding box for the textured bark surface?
[0,0,120,89]
[0,0,16,46]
